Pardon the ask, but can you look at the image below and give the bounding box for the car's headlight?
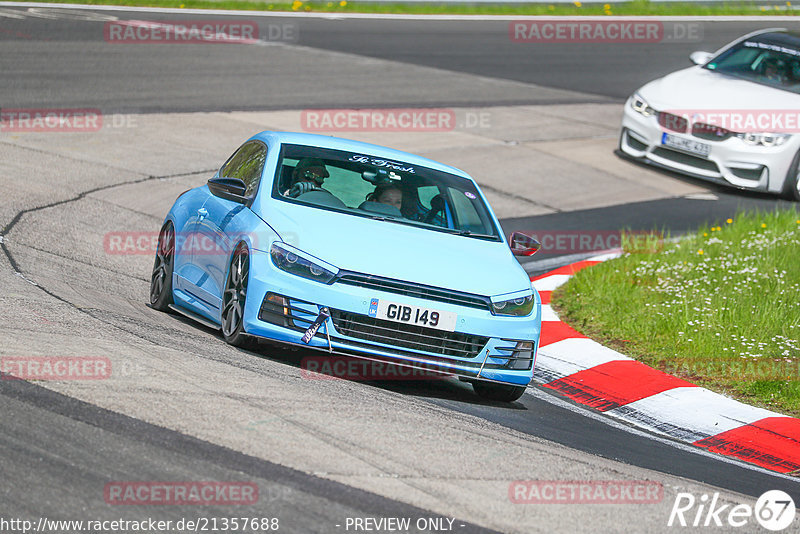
[270,243,337,284]
[491,294,534,317]
[630,94,657,118]
[735,132,791,147]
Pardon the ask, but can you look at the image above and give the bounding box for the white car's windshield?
[272,143,501,240]
[705,33,800,94]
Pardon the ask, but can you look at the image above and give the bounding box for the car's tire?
[149,222,175,311]
[471,381,527,402]
[221,243,257,349]
[781,150,800,201]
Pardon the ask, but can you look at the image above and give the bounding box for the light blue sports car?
[150,132,541,402]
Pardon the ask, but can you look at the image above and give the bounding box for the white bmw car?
[620,29,800,200]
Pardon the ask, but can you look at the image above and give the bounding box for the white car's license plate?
[662,133,711,158]
[369,299,457,332]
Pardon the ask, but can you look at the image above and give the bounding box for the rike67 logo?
[668,490,796,531]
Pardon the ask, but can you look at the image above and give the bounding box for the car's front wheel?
[149,222,174,311]
[782,150,800,201]
[471,380,527,402]
[221,244,256,348]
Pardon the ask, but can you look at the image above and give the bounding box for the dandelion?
[727,218,733,224]
[761,223,767,228]
[340,0,347,5]
[292,0,303,9]
[574,0,582,6]
[698,249,704,255]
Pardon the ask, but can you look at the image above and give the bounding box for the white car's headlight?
[736,132,791,147]
[491,294,534,317]
[270,243,337,284]
[630,93,657,118]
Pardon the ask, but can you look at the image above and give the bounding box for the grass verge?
[12,0,800,16]
[552,209,800,417]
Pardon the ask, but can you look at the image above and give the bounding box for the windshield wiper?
[435,227,498,240]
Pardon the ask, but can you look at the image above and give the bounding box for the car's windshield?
[705,34,800,94]
[272,143,501,240]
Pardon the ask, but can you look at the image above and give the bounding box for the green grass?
[552,210,800,417]
[17,0,800,16]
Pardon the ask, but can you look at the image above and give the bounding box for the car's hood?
[261,203,530,298]
[638,66,800,111]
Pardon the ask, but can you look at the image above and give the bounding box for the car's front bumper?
[242,249,540,387]
[619,99,798,194]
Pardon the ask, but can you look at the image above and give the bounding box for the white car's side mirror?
[689,51,713,65]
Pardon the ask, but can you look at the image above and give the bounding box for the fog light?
[507,341,535,370]
[259,292,294,327]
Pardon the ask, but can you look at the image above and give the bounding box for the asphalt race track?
[1,6,800,533]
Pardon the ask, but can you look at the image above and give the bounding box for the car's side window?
[220,141,267,198]
[448,187,485,233]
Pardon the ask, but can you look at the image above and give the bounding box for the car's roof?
[250,131,472,181]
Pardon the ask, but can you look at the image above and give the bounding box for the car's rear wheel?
[149,222,174,311]
[471,380,527,402]
[221,244,256,348]
[782,150,800,201]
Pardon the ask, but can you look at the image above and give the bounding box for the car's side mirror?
[509,231,541,257]
[689,51,713,66]
[208,177,248,203]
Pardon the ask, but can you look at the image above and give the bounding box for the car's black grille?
[692,122,734,142]
[335,272,491,311]
[652,147,720,173]
[330,309,489,359]
[730,166,765,181]
[658,112,688,133]
[624,131,648,151]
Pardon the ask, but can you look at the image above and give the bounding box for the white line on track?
[2,2,800,21]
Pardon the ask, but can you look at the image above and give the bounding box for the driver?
[366,183,403,211]
[762,56,788,84]
[284,158,330,198]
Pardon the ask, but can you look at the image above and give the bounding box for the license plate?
[662,132,711,157]
[369,299,457,332]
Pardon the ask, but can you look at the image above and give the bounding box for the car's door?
[193,141,268,320]
[171,187,215,312]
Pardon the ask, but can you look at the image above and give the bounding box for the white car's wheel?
[782,150,800,201]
